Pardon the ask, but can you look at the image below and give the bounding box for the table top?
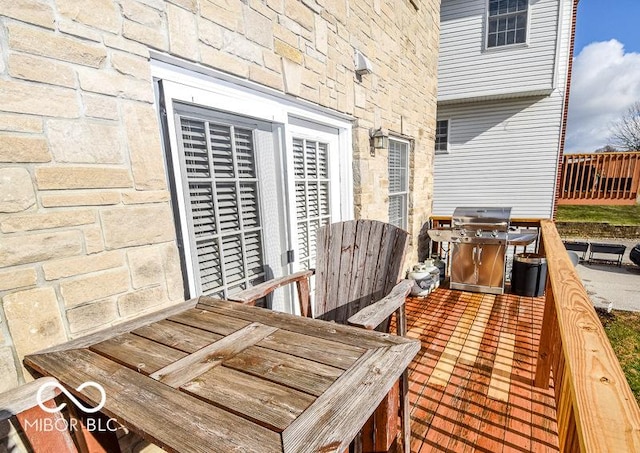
[25,297,420,453]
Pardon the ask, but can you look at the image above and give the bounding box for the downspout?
[551,0,579,220]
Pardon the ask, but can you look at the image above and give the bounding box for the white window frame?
[388,137,410,231]
[151,57,354,304]
[435,119,450,155]
[485,0,529,50]
[286,122,341,272]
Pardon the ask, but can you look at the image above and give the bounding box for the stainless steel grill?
[428,207,537,295]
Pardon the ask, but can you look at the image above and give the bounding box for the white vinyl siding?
[433,94,565,218]
[388,139,409,229]
[293,137,331,270]
[177,113,265,298]
[438,0,562,102]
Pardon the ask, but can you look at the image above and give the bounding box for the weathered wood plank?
[228,270,314,306]
[313,219,330,318]
[150,323,278,388]
[182,366,315,432]
[347,280,412,330]
[169,307,251,335]
[132,319,222,353]
[334,220,357,322]
[90,332,186,375]
[257,328,364,370]
[322,221,345,319]
[282,341,420,452]
[223,346,343,396]
[0,376,59,419]
[24,349,282,453]
[359,221,385,309]
[196,297,408,348]
[34,299,198,354]
[346,220,373,312]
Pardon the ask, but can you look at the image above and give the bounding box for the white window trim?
[483,0,530,51]
[388,136,410,231]
[151,57,354,298]
[435,118,450,155]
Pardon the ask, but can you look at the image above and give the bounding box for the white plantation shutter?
[178,114,265,298]
[388,139,409,229]
[293,138,331,270]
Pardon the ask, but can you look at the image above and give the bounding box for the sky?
[565,0,640,153]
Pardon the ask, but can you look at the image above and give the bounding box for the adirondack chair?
[0,377,78,452]
[230,219,413,452]
[0,377,121,453]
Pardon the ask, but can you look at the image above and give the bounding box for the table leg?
[15,399,78,453]
[68,405,121,453]
[361,382,399,452]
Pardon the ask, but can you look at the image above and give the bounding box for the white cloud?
[565,40,640,153]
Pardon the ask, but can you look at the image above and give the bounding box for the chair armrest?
[0,377,60,421]
[347,279,413,330]
[228,270,314,305]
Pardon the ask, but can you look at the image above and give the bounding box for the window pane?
[293,136,331,271]
[388,139,408,230]
[435,119,449,152]
[487,0,527,47]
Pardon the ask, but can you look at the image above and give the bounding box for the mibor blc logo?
[28,379,118,433]
[37,380,106,414]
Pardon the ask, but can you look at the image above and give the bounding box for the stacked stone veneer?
[0,0,439,398]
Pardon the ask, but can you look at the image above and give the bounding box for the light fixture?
[370,127,389,150]
[354,50,373,76]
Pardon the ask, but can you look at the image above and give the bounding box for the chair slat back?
[313,219,408,326]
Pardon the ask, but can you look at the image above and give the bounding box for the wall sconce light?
[354,50,373,76]
[369,127,389,155]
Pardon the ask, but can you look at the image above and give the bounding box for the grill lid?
[452,207,512,231]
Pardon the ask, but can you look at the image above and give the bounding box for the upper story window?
[487,0,528,48]
[435,119,449,154]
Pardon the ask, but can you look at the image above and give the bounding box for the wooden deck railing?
[558,152,640,205]
[535,219,640,451]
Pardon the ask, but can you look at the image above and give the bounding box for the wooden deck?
[405,288,560,452]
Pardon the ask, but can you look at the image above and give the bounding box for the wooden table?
[25,297,420,452]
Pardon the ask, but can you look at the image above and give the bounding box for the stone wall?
[0,0,439,406]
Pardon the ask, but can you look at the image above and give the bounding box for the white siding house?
[433,0,578,218]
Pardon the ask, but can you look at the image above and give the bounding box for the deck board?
[406,288,560,452]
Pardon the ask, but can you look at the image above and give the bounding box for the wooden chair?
[230,219,413,452]
[0,377,78,453]
[0,377,122,453]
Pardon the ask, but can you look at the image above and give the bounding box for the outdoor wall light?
[370,127,389,150]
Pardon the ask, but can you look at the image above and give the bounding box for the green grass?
[597,308,640,405]
[556,205,640,225]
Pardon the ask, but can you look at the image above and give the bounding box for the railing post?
[534,274,558,389]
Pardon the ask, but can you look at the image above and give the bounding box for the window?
[487,0,528,48]
[435,119,449,154]
[154,61,353,313]
[176,111,266,298]
[388,138,409,230]
[293,137,331,270]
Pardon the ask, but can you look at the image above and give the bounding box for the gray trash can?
[511,253,547,297]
